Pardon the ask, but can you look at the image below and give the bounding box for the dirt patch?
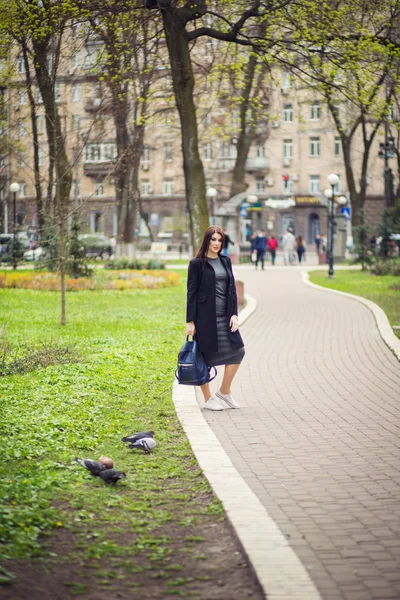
[1,505,264,600]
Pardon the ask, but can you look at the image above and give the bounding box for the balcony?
[245,156,270,172]
[215,157,236,172]
[83,161,115,177]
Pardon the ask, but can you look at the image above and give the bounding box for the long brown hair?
[196,226,225,262]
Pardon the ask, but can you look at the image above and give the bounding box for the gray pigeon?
[99,469,126,485]
[127,437,157,453]
[121,430,154,444]
[75,458,106,476]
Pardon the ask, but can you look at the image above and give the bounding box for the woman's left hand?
[230,315,239,332]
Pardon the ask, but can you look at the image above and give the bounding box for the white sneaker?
[216,390,240,409]
[203,396,224,411]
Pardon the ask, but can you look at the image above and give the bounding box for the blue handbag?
[175,336,217,386]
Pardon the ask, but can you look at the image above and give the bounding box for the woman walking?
[186,226,245,411]
[296,235,306,263]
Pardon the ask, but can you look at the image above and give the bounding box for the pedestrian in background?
[186,226,245,411]
[282,228,296,265]
[268,235,278,265]
[222,230,234,256]
[315,234,321,254]
[296,235,306,263]
[253,230,268,270]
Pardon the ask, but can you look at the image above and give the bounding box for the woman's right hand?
[186,321,196,336]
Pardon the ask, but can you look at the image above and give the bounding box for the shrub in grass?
[371,258,400,276]
[104,256,165,270]
[0,329,80,376]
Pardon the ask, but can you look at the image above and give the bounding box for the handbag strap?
[208,366,217,382]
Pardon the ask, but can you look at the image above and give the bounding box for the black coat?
[186,254,244,353]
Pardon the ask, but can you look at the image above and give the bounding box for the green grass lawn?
[0,271,238,593]
[309,269,400,338]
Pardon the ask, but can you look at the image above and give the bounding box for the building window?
[309,175,320,194]
[103,143,115,160]
[55,83,61,103]
[73,52,81,68]
[141,179,151,196]
[84,143,116,163]
[163,179,173,195]
[203,142,213,160]
[17,55,25,74]
[95,179,104,196]
[141,145,150,169]
[256,177,265,193]
[38,146,45,167]
[18,121,26,137]
[334,136,341,156]
[310,137,320,157]
[35,88,43,104]
[18,150,27,167]
[283,104,293,122]
[333,175,341,194]
[282,71,292,90]
[218,142,237,159]
[72,179,80,197]
[19,183,27,197]
[283,175,293,194]
[18,90,26,105]
[91,211,102,233]
[203,111,212,126]
[72,84,81,102]
[36,115,45,134]
[283,139,293,159]
[164,142,173,161]
[72,115,80,132]
[256,145,265,157]
[310,101,321,120]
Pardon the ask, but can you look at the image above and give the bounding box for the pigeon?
[121,430,154,444]
[127,437,157,453]
[99,469,127,485]
[75,458,106,476]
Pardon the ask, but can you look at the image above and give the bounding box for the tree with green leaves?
[1,0,78,324]
[84,5,163,255]
[281,1,400,226]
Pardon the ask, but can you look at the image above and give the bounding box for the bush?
[66,216,90,278]
[104,256,165,270]
[0,269,180,291]
[0,329,80,376]
[370,258,400,276]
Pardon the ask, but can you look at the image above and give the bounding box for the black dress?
[202,256,245,367]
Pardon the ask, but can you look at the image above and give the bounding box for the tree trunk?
[161,8,209,250]
[230,54,258,198]
[21,43,45,233]
[342,138,361,226]
[32,37,72,325]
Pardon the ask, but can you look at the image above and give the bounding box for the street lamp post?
[324,174,347,278]
[206,187,218,225]
[9,182,20,270]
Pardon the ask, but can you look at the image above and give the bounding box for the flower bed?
[0,269,180,291]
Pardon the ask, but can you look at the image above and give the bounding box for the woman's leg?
[200,382,212,402]
[220,363,240,395]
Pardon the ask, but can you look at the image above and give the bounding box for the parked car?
[78,234,113,259]
[0,232,31,261]
[23,246,44,261]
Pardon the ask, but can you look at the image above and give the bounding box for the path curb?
[302,270,400,362]
[172,293,322,600]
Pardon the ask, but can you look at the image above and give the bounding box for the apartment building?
[0,35,393,246]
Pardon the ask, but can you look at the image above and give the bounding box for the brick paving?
[203,266,400,600]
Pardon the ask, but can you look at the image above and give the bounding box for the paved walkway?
[201,266,400,600]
